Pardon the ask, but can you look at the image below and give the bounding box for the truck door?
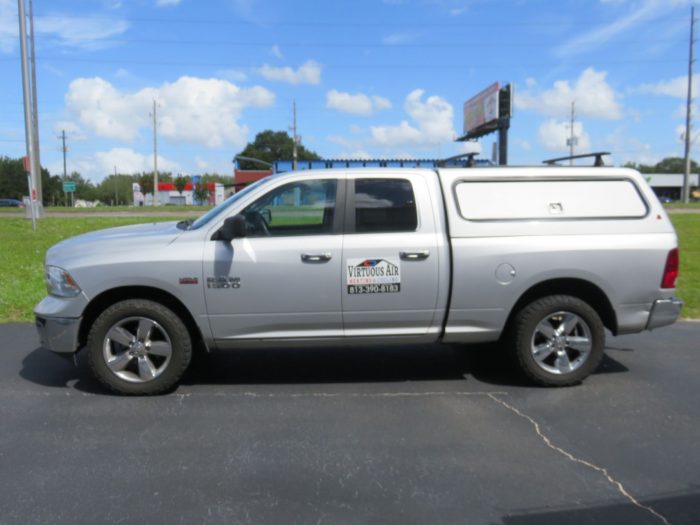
[341,173,443,337]
[203,177,344,343]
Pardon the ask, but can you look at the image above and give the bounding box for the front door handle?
[301,252,332,263]
[400,250,430,261]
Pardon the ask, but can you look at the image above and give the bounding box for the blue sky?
[0,0,696,181]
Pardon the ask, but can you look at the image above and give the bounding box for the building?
[132,182,225,206]
[643,173,700,200]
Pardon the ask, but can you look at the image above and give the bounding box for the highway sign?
[63,181,76,192]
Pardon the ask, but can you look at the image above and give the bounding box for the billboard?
[463,82,500,135]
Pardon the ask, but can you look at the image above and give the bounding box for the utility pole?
[28,0,41,206]
[18,0,36,229]
[151,99,159,206]
[114,165,118,206]
[683,5,696,204]
[59,129,67,178]
[292,100,298,171]
[59,129,67,206]
[567,101,577,165]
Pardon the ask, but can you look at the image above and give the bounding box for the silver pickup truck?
[35,167,682,394]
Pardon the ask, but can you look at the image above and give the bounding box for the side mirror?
[212,214,247,241]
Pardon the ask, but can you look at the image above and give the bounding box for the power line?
[15,36,684,49]
[0,56,686,69]
[18,13,688,29]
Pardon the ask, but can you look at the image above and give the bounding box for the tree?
[0,156,26,200]
[174,174,188,196]
[137,173,154,196]
[96,174,137,206]
[64,171,98,202]
[192,182,211,205]
[624,157,698,174]
[235,130,321,169]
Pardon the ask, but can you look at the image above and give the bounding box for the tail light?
[661,248,679,289]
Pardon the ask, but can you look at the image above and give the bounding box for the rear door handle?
[301,252,332,263]
[400,250,430,260]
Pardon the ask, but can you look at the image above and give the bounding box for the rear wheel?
[511,295,605,386]
[87,299,192,395]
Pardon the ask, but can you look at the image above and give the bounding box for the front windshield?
[190,177,272,230]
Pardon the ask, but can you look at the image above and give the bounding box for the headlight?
[45,266,81,297]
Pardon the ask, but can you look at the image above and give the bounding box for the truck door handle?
[301,252,332,263]
[400,250,430,260]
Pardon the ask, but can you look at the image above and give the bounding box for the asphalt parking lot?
[1,322,698,525]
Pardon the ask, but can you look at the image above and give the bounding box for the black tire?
[510,295,605,387]
[87,299,192,395]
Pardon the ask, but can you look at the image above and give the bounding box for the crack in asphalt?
[487,393,671,525]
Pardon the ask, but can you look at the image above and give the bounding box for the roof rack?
[542,152,611,167]
[437,152,479,168]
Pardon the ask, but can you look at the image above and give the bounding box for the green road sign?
[63,181,76,192]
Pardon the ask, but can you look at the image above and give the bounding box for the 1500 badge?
[207,277,241,289]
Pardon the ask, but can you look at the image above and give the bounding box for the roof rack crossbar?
[438,152,479,168]
[542,151,611,167]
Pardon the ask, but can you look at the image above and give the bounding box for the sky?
[0,0,697,182]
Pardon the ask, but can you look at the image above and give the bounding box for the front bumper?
[35,315,81,353]
[646,298,684,330]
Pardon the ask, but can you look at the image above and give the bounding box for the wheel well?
[506,278,618,335]
[78,286,205,350]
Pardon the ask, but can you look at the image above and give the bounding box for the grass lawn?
[0,205,213,214]
[670,215,700,319]
[664,202,700,209]
[0,215,698,323]
[0,217,179,323]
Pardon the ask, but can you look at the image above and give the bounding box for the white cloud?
[370,89,455,149]
[1,1,130,53]
[0,0,18,53]
[636,74,699,98]
[156,0,182,6]
[52,147,179,182]
[604,126,663,165]
[65,76,275,148]
[52,121,86,141]
[270,45,283,59]
[538,119,591,152]
[195,156,209,170]
[257,60,321,85]
[516,68,622,119]
[457,141,481,155]
[382,33,414,45]
[216,68,248,83]
[35,15,129,50]
[557,0,685,57]
[326,90,392,116]
[95,147,179,176]
[514,138,532,151]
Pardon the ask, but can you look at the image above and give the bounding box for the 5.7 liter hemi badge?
[207,276,241,289]
[346,258,400,294]
[178,277,199,285]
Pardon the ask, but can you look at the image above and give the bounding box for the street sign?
[63,181,76,192]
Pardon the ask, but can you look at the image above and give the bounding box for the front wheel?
[87,299,192,395]
[510,295,605,386]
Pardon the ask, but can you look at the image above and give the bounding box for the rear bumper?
[35,315,81,354]
[646,298,683,330]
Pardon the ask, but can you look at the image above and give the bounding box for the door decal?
[346,258,401,294]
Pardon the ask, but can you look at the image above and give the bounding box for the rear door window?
[352,178,418,233]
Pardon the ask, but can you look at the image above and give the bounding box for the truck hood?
[46,221,183,266]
